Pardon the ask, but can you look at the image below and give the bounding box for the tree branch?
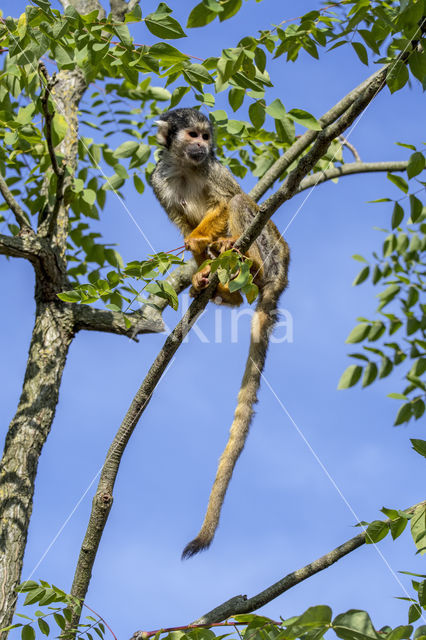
[0,232,42,260]
[0,175,32,230]
[297,160,409,194]
[110,0,139,22]
[72,260,196,338]
[249,66,386,203]
[69,64,391,619]
[189,501,425,626]
[238,66,388,253]
[339,135,361,162]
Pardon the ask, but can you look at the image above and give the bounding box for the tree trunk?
[0,287,74,632]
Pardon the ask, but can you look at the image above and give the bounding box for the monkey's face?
[175,127,212,166]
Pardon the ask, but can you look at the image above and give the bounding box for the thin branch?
[69,64,391,619]
[39,63,62,179]
[0,175,32,230]
[189,501,425,626]
[72,260,196,338]
[0,232,42,260]
[339,135,361,162]
[249,66,386,203]
[38,62,67,239]
[297,160,409,194]
[73,305,164,339]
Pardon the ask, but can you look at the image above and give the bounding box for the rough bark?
[0,293,74,631]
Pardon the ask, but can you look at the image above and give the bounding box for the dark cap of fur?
[156,108,214,150]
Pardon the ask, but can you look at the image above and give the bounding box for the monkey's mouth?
[186,146,208,164]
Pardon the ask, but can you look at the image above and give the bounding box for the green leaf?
[362,362,377,387]
[57,291,82,303]
[410,506,426,555]
[411,439,426,458]
[16,103,36,125]
[388,393,407,400]
[186,3,217,28]
[387,173,408,193]
[345,323,370,344]
[248,101,265,128]
[170,85,190,107]
[394,402,412,426]
[133,175,145,194]
[149,43,189,63]
[409,195,423,222]
[408,604,421,623]
[113,23,132,46]
[265,98,286,120]
[391,202,404,229]
[386,59,409,94]
[228,88,244,111]
[338,365,363,389]
[51,113,68,146]
[389,517,408,540]
[407,152,425,178]
[21,626,36,640]
[352,42,368,65]
[287,108,322,130]
[365,520,389,544]
[183,63,214,85]
[145,4,187,39]
[353,266,369,286]
[113,140,140,158]
[333,609,379,640]
[38,618,50,636]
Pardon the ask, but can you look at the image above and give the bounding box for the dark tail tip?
[181,536,211,560]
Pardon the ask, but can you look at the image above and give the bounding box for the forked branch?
[189,501,425,625]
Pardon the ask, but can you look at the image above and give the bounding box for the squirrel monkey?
[151,108,290,558]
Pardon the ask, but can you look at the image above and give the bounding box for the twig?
[133,619,282,640]
[190,500,425,625]
[339,135,361,162]
[69,64,391,623]
[38,62,66,237]
[0,175,32,230]
[296,160,408,194]
[39,62,62,178]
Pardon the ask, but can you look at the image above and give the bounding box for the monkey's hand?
[207,236,237,259]
[185,236,211,256]
[191,264,211,292]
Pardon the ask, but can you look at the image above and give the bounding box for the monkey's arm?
[185,204,230,256]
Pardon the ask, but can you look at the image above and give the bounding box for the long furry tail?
[182,285,281,559]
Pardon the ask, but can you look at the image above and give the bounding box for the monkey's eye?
[188,131,198,138]
[202,134,209,140]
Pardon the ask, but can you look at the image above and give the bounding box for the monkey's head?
[155,108,214,167]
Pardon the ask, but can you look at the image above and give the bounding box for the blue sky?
[0,0,425,638]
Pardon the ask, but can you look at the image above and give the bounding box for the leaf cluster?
[338,150,425,426]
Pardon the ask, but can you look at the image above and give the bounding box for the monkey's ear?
[155,119,169,146]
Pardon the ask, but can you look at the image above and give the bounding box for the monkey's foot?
[192,264,211,292]
[185,236,210,255]
[207,236,238,258]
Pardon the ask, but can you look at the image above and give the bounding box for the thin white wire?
[253,359,426,622]
[25,357,176,580]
